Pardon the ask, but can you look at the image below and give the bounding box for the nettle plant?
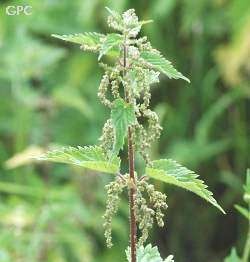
[38,8,225,262]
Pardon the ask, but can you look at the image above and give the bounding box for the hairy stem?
[242,204,250,262]
[123,42,137,262]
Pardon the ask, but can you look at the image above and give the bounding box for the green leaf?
[98,33,123,60]
[235,204,250,220]
[224,248,240,262]
[126,244,174,262]
[146,159,225,213]
[52,32,104,50]
[37,146,120,174]
[140,51,190,83]
[111,98,137,155]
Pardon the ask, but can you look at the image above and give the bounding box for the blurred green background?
[0,0,249,261]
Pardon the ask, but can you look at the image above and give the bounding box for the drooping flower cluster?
[99,119,114,152]
[136,178,168,246]
[103,175,127,248]
[103,175,167,248]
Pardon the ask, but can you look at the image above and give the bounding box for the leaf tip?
[181,75,190,83]
[220,207,226,215]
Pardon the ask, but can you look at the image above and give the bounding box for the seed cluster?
[136,178,168,246]
[107,9,141,38]
[98,74,112,107]
[134,109,162,163]
[103,175,167,248]
[99,119,114,152]
[103,175,128,248]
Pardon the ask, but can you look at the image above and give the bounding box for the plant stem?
[128,127,137,262]
[242,204,250,262]
[123,42,137,262]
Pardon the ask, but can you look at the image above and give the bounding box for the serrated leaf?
[146,159,225,213]
[224,248,240,262]
[52,32,104,50]
[140,51,190,83]
[111,98,137,155]
[235,204,250,220]
[98,33,123,60]
[126,244,174,262]
[37,146,120,174]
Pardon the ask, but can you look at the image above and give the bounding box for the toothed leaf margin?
[37,145,120,174]
[146,159,225,213]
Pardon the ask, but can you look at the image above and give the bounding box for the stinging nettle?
[37,7,225,262]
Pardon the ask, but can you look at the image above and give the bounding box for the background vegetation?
[0,0,249,261]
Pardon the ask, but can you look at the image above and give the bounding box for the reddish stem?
[123,43,137,262]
